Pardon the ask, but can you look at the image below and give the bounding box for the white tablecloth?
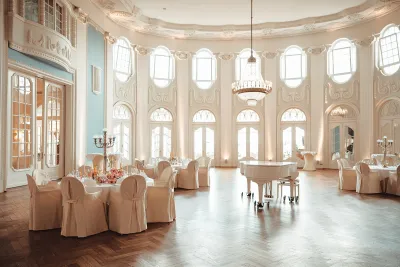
[353,165,396,180]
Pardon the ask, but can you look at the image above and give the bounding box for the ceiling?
[132,0,367,25]
[91,0,400,40]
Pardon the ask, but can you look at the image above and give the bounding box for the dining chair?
[60,177,108,237]
[355,162,382,194]
[154,166,173,187]
[157,161,171,179]
[337,159,357,190]
[108,175,147,234]
[177,160,199,189]
[387,165,400,196]
[78,165,92,177]
[92,155,104,171]
[147,171,178,223]
[197,156,212,187]
[27,174,62,231]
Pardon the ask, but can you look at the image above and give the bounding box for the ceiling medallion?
[232,0,272,107]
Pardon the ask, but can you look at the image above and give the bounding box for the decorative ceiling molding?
[135,45,151,56]
[89,0,400,40]
[354,36,376,47]
[262,51,279,59]
[73,7,88,24]
[104,32,116,44]
[174,51,190,60]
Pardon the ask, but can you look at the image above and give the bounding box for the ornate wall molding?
[380,99,400,117]
[325,80,359,101]
[190,88,220,106]
[218,53,234,61]
[307,45,326,55]
[73,7,88,23]
[104,31,117,44]
[261,51,278,59]
[135,45,151,56]
[280,84,310,104]
[354,36,375,47]
[174,51,190,60]
[374,76,400,96]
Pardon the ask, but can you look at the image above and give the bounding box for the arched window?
[113,104,132,162]
[281,108,306,122]
[192,110,216,159]
[327,38,357,84]
[280,46,307,88]
[235,49,261,81]
[192,49,216,90]
[150,108,173,158]
[236,109,260,160]
[280,108,307,161]
[237,109,260,122]
[376,24,400,76]
[193,110,216,122]
[150,46,175,88]
[113,38,133,82]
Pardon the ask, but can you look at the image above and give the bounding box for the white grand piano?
[240,161,299,208]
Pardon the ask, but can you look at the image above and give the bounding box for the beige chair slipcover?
[182,158,192,168]
[337,159,357,190]
[108,175,147,234]
[92,155,104,171]
[340,158,353,168]
[136,161,156,179]
[60,177,108,237]
[178,160,199,189]
[157,161,171,179]
[27,174,62,231]
[387,165,400,196]
[154,166,173,187]
[32,169,49,185]
[147,171,177,223]
[197,156,212,187]
[355,163,382,194]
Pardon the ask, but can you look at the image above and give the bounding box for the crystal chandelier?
[232,0,272,106]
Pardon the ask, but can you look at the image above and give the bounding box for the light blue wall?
[86,25,105,154]
[8,48,73,81]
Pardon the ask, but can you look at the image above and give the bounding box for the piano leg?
[247,179,251,195]
[253,182,267,208]
[289,178,295,202]
[264,182,274,198]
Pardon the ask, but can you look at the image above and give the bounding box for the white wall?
[0,0,7,192]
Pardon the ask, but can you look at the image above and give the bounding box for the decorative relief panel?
[280,84,310,104]
[114,74,137,104]
[8,15,74,73]
[374,75,400,98]
[380,99,400,117]
[329,105,358,121]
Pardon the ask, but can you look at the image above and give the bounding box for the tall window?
[150,108,173,158]
[235,49,261,81]
[24,0,39,22]
[113,38,133,82]
[236,109,260,160]
[45,0,63,35]
[150,46,175,88]
[193,110,216,159]
[113,104,132,162]
[281,108,307,161]
[328,38,357,84]
[11,74,33,170]
[280,46,307,88]
[192,49,216,89]
[376,24,400,76]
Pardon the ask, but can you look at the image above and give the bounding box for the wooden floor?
[1,169,400,267]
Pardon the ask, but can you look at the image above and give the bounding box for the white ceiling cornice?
[89,0,400,40]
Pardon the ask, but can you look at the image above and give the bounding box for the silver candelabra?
[377,136,393,168]
[93,128,116,174]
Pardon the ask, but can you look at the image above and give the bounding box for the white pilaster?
[220,57,233,166]
[136,54,149,161]
[0,0,7,192]
[176,57,189,158]
[264,54,277,160]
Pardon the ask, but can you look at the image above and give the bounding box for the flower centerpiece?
[94,168,125,184]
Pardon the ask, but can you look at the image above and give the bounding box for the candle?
[383,136,387,139]
[103,128,108,132]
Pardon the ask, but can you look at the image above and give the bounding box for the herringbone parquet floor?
[1,168,400,267]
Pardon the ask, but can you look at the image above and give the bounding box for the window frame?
[376,24,400,76]
[327,38,357,84]
[113,38,133,83]
[280,46,307,88]
[192,49,217,90]
[150,46,175,88]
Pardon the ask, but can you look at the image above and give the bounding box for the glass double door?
[193,126,214,160]
[113,121,131,163]
[329,122,356,168]
[151,124,172,158]
[7,71,65,188]
[281,124,305,164]
[237,126,259,161]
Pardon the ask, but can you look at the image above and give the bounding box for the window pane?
[286,54,302,79]
[193,110,216,122]
[123,125,130,160]
[237,110,260,122]
[25,0,39,22]
[281,108,306,122]
[45,0,54,29]
[55,3,63,34]
[150,108,173,122]
[154,55,170,79]
[162,127,172,158]
[194,128,203,159]
[282,127,292,160]
[237,128,246,159]
[113,124,121,154]
[197,58,212,81]
[46,86,62,167]
[206,128,214,159]
[250,128,258,160]
[333,47,351,75]
[332,126,341,154]
[151,127,160,158]
[295,127,305,150]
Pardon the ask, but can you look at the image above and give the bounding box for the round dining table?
[353,165,396,180]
